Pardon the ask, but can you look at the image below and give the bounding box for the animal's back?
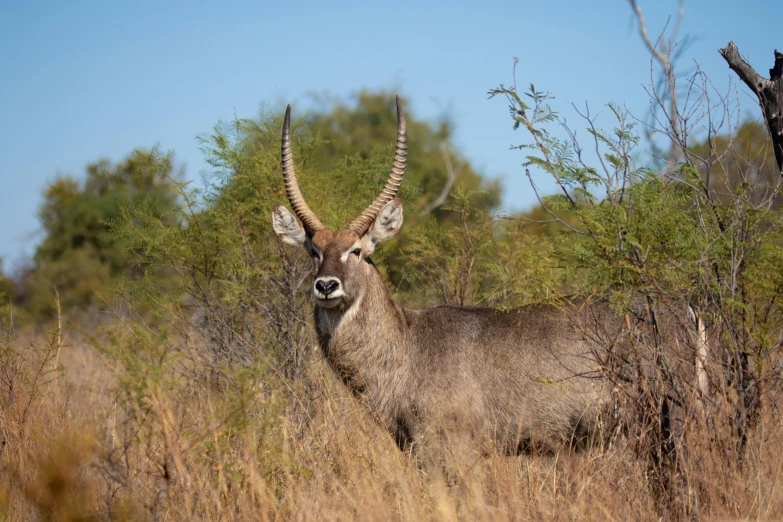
[403,301,613,453]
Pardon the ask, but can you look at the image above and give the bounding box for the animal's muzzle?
[314,277,342,299]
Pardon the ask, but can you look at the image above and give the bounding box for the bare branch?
[628,0,671,66]
[522,169,593,238]
[669,0,685,44]
[629,0,683,164]
[419,143,461,215]
[718,42,764,96]
[719,42,783,172]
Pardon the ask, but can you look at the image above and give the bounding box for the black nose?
[315,279,340,297]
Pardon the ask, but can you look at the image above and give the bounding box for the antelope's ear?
[272,205,307,247]
[364,198,403,256]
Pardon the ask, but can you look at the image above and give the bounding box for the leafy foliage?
[18,147,182,318]
[491,80,783,517]
[306,91,501,218]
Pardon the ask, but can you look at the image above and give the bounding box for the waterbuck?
[271,97,613,458]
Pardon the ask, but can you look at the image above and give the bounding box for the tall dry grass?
[2,319,783,522]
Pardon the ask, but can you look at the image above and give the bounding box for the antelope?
[271,97,613,458]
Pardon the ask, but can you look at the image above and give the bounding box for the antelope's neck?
[314,273,409,420]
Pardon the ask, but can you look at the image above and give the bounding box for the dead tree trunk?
[719,42,783,173]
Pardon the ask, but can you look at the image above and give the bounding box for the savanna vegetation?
[2,6,783,521]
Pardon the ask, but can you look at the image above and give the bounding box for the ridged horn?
[281,105,326,235]
[346,95,407,236]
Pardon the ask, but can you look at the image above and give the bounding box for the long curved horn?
[346,95,407,236]
[281,105,326,234]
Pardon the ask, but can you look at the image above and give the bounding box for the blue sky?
[0,0,779,272]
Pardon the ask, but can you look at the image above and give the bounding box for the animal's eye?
[351,248,361,257]
[310,249,320,259]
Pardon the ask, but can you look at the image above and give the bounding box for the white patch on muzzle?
[314,276,345,306]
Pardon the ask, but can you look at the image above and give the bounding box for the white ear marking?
[364,199,403,256]
[272,205,307,247]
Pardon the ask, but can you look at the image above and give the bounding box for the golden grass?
[2,331,783,521]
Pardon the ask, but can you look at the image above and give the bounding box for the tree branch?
[628,0,683,160]
[629,0,672,67]
[718,42,764,96]
[719,42,783,172]
[419,143,461,215]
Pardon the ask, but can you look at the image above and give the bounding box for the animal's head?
[272,96,406,311]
